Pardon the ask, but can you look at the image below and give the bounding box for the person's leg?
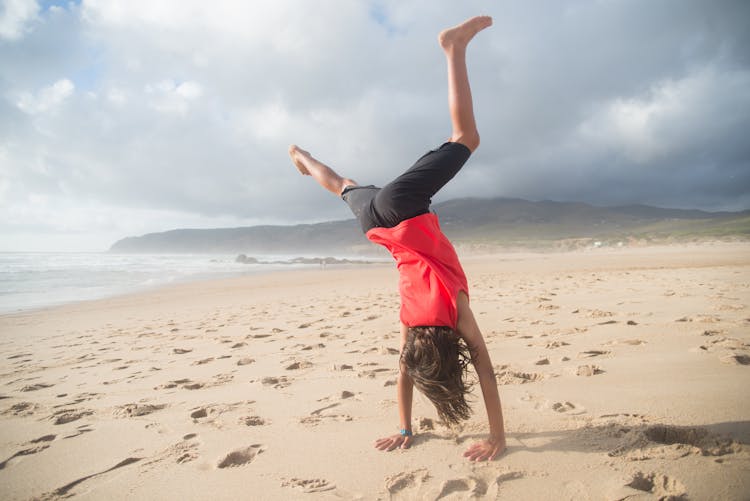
[373,142,471,227]
[289,144,357,195]
[369,17,491,228]
[438,15,492,152]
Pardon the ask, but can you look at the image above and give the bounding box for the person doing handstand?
[289,15,505,461]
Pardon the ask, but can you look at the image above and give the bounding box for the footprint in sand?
[358,367,395,379]
[186,400,255,425]
[575,365,604,377]
[495,367,546,385]
[176,445,199,464]
[716,303,746,312]
[19,382,54,392]
[0,435,56,470]
[156,374,233,391]
[51,408,94,425]
[385,469,430,498]
[624,471,687,500]
[332,364,354,371]
[190,408,208,419]
[702,329,725,337]
[416,416,435,432]
[719,353,750,366]
[676,314,722,324]
[63,424,94,439]
[609,424,742,460]
[217,444,264,468]
[285,360,314,370]
[587,309,615,318]
[240,415,267,426]
[31,434,57,443]
[693,335,750,362]
[155,378,192,389]
[606,339,646,346]
[282,477,336,493]
[299,402,353,426]
[260,376,291,389]
[645,425,742,457]
[1,402,39,417]
[317,390,357,403]
[552,401,576,413]
[538,303,560,311]
[435,477,487,499]
[486,471,525,496]
[577,350,610,359]
[113,403,167,418]
[143,433,200,472]
[141,438,201,471]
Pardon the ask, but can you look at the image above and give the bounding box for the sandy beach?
[1,243,749,500]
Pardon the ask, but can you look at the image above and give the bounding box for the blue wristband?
[400,429,413,437]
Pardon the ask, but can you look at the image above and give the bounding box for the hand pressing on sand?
[463,435,506,461]
[374,433,413,451]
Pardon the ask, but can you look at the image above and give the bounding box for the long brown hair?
[400,326,474,425]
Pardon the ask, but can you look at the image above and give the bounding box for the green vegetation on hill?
[109,198,750,253]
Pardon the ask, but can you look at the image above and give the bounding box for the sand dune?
[1,243,749,500]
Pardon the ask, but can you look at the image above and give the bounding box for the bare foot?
[438,15,492,51]
[288,144,311,175]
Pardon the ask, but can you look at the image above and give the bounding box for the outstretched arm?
[375,322,414,451]
[456,292,506,461]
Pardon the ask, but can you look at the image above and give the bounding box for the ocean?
[0,252,346,314]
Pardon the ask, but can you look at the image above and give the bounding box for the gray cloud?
[1,0,748,251]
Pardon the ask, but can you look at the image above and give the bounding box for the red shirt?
[366,213,468,329]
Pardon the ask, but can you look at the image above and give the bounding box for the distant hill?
[110,219,367,254]
[433,198,750,245]
[109,197,750,254]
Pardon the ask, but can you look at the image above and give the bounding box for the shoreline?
[0,252,389,317]
[1,242,749,499]
[0,261,394,321]
[3,241,747,321]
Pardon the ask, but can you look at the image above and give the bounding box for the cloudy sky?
[1,0,749,251]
